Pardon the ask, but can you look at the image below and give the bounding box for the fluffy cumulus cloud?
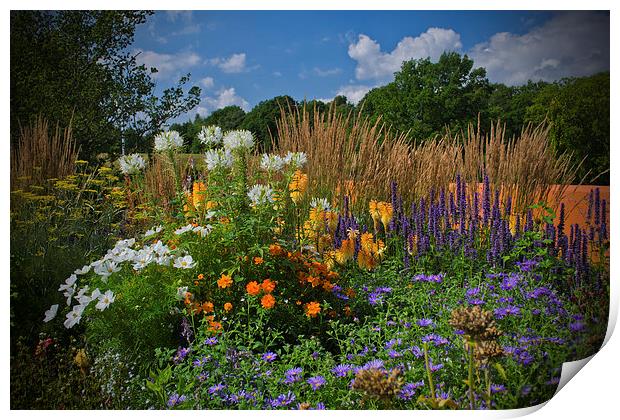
[468,12,610,85]
[200,77,215,89]
[208,53,248,73]
[134,49,200,80]
[334,84,373,105]
[196,87,250,116]
[348,28,462,80]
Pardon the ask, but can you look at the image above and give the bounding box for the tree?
[357,52,491,141]
[241,96,297,152]
[526,72,610,185]
[10,11,201,157]
[203,106,246,132]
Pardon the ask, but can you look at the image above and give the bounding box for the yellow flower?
[377,202,393,232]
[289,170,308,204]
[192,181,207,209]
[224,302,233,312]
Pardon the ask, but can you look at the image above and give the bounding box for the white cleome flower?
[204,149,233,171]
[247,184,275,206]
[118,153,147,175]
[95,290,115,311]
[173,255,196,269]
[260,154,285,172]
[144,225,163,238]
[43,304,59,323]
[310,197,331,212]
[283,151,307,169]
[154,130,184,152]
[197,125,223,147]
[223,130,254,151]
[64,305,85,328]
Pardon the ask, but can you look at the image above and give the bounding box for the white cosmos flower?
[310,197,331,212]
[283,151,307,168]
[154,130,184,152]
[173,255,196,269]
[223,130,254,151]
[144,225,163,237]
[118,153,147,175]
[59,274,77,292]
[198,125,223,147]
[64,305,85,328]
[43,304,59,323]
[247,184,275,206]
[74,265,91,275]
[260,154,285,172]
[175,224,194,235]
[64,286,75,306]
[91,288,101,301]
[192,225,213,238]
[204,149,233,170]
[94,260,120,279]
[96,290,115,311]
[132,249,154,271]
[156,255,172,266]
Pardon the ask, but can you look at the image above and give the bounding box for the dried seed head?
[449,305,500,341]
[352,368,403,401]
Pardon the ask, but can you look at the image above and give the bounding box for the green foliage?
[240,95,297,152]
[10,10,201,158]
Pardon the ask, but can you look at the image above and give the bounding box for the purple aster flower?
[429,360,444,372]
[468,298,485,305]
[466,287,480,297]
[173,347,190,364]
[307,375,326,390]
[500,273,520,290]
[362,359,385,370]
[331,364,352,377]
[384,338,401,349]
[491,384,507,394]
[204,337,218,346]
[167,393,187,408]
[262,351,278,362]
[283,367,303,384]
[312,402,326,410]
[409,346,424,358]
[516,259,538,272]
[546,377,560,386]
[368,292,383,306]
[494,305,521,319]
[311,351,320,360]
[375,286,393,293]
[192,356,209,368]
[398,381,425,400]
[388,350,402,359]
[417,318,435,328]
[197,371,209,382]
[387,320,397,326]
[208,383,226,395]
[569,321,586,332]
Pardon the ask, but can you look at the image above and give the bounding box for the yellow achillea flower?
[289,170,308,204]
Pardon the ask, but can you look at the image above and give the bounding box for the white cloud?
[200,77,215,89]
[468,12,610,85]
[313,67,342,77]
[166,11,193,23]
[335,85,373,105]
[208,53,248,73]
[348,28,462,80]
[134,49,201,80]
[273,71,282,77]
[199,87,250,116]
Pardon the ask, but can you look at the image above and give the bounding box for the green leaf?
[494,363,508,381]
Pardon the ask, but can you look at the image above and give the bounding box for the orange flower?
[307,275,321,288]
[183,292,193,305]
[217,274,233,289]
[224,302,233,312]
[208,320,222,333]
[253,256,264,265]
[192,181,207,209]
[261,279,276,293]
[269,244,284,256]
[246,281,261,296]
[344,305,352,317]
[261,294,276,309]
[201,301,214,313]
[197,274,204,280]
[194,281,199,286]
[322,281,334,292]
[305,301,321,318]
[289,170,308,204]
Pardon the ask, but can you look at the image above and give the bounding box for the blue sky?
[132,10,610,122]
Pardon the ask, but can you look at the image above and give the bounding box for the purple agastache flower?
[208,383,226,395]
[307,376,326,390]
[331,364,353,377]
[398,380,425,400]
[167,393,187,408]
[262,351,277,362]
[417,318,435,327]
[491,384,507,394]
[204,336,218,346]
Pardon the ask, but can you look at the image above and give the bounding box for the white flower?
[310,197,331,212]
[74,265,91,275]
[204,149,233,170]
[144,225,163,238]
[197,125,223,147]
[63,286,75,306]
[223,130,254,151]
[64,305,85,328]
[91,288,101,300]
[95,290,115,311]
[58,274,77,292]
[132,249,154,271]
[154,130,184,152]
[94,260,120,279]
[175,224,194,235]
[260,154,285,172]
[192,225,213,238]
[43,304,59,323]
[118,153,146,175]
[247,184,275,207]
[204,210,216,219]
[283,151,307,168]
[176,286,189,300]
[173,255,195,269]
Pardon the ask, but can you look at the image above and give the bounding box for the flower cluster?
[154,130,184,152]
[118,154,146,176]
[198,125,223,147]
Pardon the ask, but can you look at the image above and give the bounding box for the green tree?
[10,10,200,158]
[358,52,491,141]
[203,105,246,131]
[241,95,297,152]
[526,72,610,184]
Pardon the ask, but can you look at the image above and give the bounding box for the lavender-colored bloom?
[180,317,193,344]
[422,333,449,346]
[197,371,209,382]
[491,384,507,394]
[494,305,521,319]
[417,318,435,327]
[388,350,402,359]
[204,337,218,346]
[167,393,187,408]
[384,338,402,349]
[468,298,485,306]
[375,286,393,293]
[312,402,326,410]
[429,360,444,372]
[208,383,226,395]
[262,351,277,362]
[500,273,520,290]
[569,321,586,332]
[270,391,296,408]
[368,293,383,306]
[516,259,538,273]
[192,356,209,368]
[331,364,353,378]
[283,367,303,384]
[307,376,326,390]
[466,287,480,297]
[173,347,190,364]
[362,359,385,370]
[398,381,425,400]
